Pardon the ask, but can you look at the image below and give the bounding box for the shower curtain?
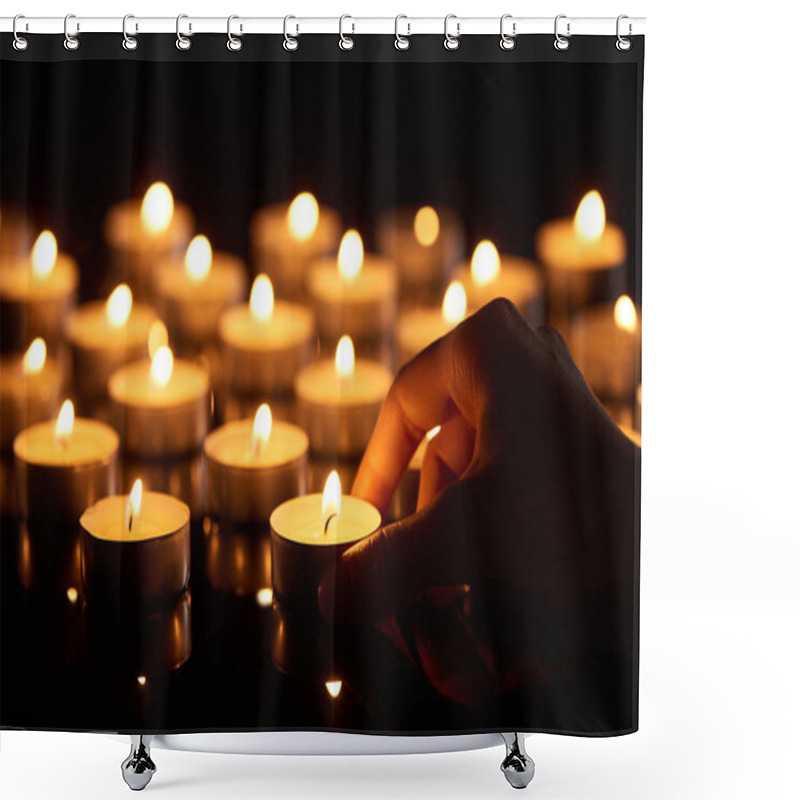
[0,28,643,738]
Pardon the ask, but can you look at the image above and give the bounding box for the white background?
[2,1,799,798]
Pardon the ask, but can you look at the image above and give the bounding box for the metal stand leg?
[500,733,535,789]
[121,735,156,791]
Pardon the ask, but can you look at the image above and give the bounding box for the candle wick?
[323,512,338,538]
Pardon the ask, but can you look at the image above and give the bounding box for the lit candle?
[571,295,641,428]
[376,206,465,304]
[250,192,342,301]
[64,284,158,413]
[535,190,627,335]
[452,240,544,322]
[108,345,211,457]
[0,230,79,351]
[307,230,398,360]
[104,182,193,300]
[153,234,246,354]
[218,275,315,416]
[295,336,392,458]
[396,281,468,365]
[270,470,380,677]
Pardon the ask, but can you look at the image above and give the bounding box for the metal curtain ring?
[176,14,191,50]
[554,14,570,51]
[444,14,460,50]
[227,15,242,51]
[616,14,632,51]
[395,15,410,50]
[122,14,138,51]
[283,15,298,50]
[339,15,354,50]
[500,14,516,50]
[12,14,28,51]
[63,13,79,51]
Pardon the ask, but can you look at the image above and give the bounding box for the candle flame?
[137,675,147,687]
[140,182,174,234]
[185,235,212,282]
[249,275,275,323]
[54,400,74,447]
[442,281,467,324]
[335,336,355,379]
[470,240,500,287]
[321,471,341,538]
[574,190,606,243]
[426,425,442,441]
[256,587,273,608]
[106,283,133,328]
[22,338,47,375]
[125,479,143,534]
[150,346,174,387]
[147,320,169,359]
[287,192,319,241]
[325,680,343,699]
[31,230,57,279]
[66,586,79,605]
[414,206,440,247]
[614,294,637,332]
[252,403,273,454]
[337,230,364,281]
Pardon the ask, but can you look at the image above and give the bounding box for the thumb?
[318,481,475,626]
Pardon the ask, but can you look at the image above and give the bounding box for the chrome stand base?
[500,733,535,789]
[121,735,156,791]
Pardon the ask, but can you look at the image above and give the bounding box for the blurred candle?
[452,240,544,322]
[307,230,398,362]
[0,230,79,352]
[295,336,392,458]
[250,192,342,301]
[218,275,315,414]
[397,281,468,365]
[154,234,246,354]
[64,284,158,413]
[376,206,465,305]
[535,190,627,336]
[104,182,193,300]
[108,345,211,457]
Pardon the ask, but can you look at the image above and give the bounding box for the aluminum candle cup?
[452,241,544,323]
[270,477,381,677]
[535,190,627,336]
[108,352,211,457]
[0,232,78,352]
[294,340,392,458]
[104,183,193,300]
[64,289,157,412]
[218,276,315,403]
[80,489,190,606]
[153,237,246,354]
[250,193,341,301]
[376,206,465,305]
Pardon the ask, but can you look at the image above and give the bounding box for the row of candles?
[0,182,640,691]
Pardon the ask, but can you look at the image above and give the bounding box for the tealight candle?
[250,192,342,301]
[153,234,246,354]
[80,479,190,605]
[218,275,315,408]
[270,471,380,677]
[397,281,468,365]
[570,294,641,402]
[0,230,79,351]
[205,403,309,525]
[535,190,627,335]
[376,206,465,304]
[295,336,392,458]
[108,345,211,457]
[307,230,398,359]
[64,284,158,413]
[104,182,193,300]
[452,240,544,322]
